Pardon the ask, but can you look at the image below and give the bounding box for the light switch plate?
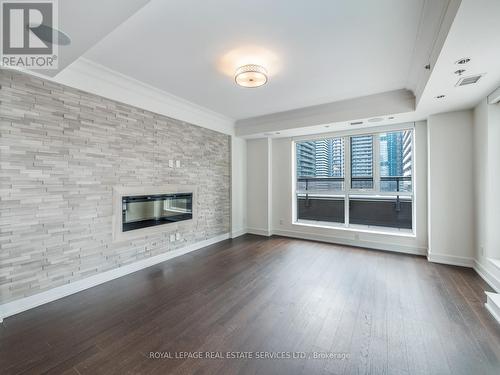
[175,160,181,168]
[169,234,175,242]
[175,232,181,240]
[168,160,174,168]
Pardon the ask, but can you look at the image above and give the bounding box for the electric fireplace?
[122,193,193,232]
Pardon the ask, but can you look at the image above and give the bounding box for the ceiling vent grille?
[456,74,483,86]
[350,121,363,126]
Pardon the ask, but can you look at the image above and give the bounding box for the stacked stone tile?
[0,70,230,304]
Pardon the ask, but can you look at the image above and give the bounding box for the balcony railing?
[297,176,344,192]
[348,196,412,229]
[297,195,345,223]
[351,176,373,189]
[298,176,412,192]
[296,176,413,229]
[380,176,412,192]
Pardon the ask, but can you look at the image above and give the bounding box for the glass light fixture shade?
[234,64,268,88]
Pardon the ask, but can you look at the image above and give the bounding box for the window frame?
[292,123,415,234]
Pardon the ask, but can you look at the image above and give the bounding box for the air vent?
[456,74,483,86]
[350,121,363,126]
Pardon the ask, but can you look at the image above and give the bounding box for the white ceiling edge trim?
[291,122,415,143]
[52,58,236,135]
[235,89,416,137]
[412,0,462,104]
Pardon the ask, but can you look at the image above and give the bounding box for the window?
[296,138,345,224]
[351,135,373,189]
[294,127,414,232]
[379,130,412,192]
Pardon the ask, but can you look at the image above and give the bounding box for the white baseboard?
[427,253,475,268]
[272,229,427,256]
[474,259,500,293]
[231,228,247,238]
[0,233,230,322]
[246,227,272,237]
[485,292,500,323]
[424,250,500,294]
[485,302,500,324]
[489,258,500,271]
[427,255,500,293]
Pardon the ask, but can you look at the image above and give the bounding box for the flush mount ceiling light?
[235,64,268,88]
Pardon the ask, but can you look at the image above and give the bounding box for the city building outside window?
[294,126,414,232]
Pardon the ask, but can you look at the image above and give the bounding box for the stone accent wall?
[0,70,230,304]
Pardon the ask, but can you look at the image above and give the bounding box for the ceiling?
[83,0,440,120]
[39,0,150,76]
[24,0,499,138]
[416,0,500,117]
[233,0,500,138]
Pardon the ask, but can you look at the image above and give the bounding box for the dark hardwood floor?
[1,234,500,374]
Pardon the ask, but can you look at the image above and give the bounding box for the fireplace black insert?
[122,193,192,232]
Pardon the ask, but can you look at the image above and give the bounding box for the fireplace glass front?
[122,193,192,232]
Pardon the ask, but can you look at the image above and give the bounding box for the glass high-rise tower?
[296,139,345,178]
[296,141,315,177]
[297,131,411,191]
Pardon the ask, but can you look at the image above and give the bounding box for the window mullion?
[373,134,380,193]
[344,136,351,227]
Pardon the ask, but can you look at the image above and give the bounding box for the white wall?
[473,98,500,291]
[246,138,272,235]
[269,122,428,254]
[243,104,499,294]
[231,136,247,237]
[473,100,488,259]
[427,110,475,266]
[244,122,428,255]
[485,101,500,260]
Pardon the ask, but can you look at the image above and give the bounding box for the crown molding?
[51,58,235,135]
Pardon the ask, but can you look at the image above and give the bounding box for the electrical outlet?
[279,219,284,225]
[354,234,360,241]
[175,232,181,240]
[480,246,484,255]
[169,234,175,242]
